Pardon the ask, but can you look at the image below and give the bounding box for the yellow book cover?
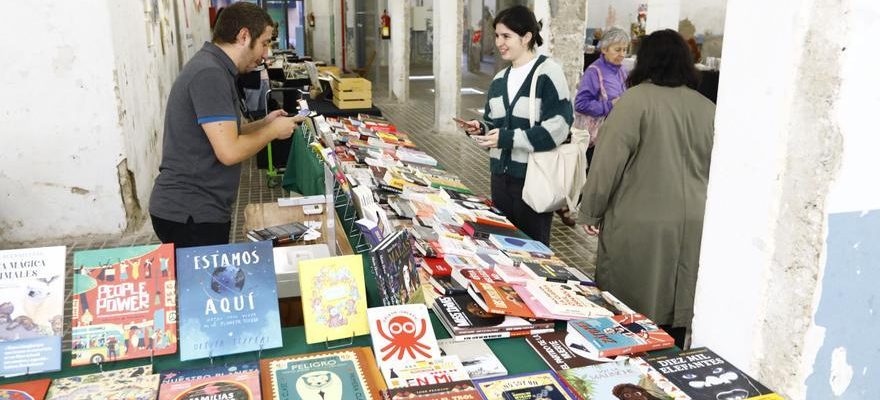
[298,255,369,344]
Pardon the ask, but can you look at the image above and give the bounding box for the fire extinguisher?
[380,9,391,39]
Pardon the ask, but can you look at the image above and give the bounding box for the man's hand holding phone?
[453,117,483,135]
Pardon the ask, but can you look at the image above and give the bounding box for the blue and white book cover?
[0,246,66,377]
[176,241,282,361]
[488,234,554,256]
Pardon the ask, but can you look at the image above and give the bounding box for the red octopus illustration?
[376,315,432,362]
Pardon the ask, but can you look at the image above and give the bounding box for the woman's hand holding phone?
[453,117,483,135]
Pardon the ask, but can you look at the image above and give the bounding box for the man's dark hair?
[212,2,274,48]
[626,29,699,89]
[493,5,543,50]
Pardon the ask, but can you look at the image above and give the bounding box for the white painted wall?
[646,0,681,32]
[824,8,880,215]
[0,2,126,241]
[680,0,727,36]
[694,0,880,398]
[587,0,726,36]
[309,0,334,63]
[692,0,809,365]
[586,0,640,29]
[0,1,210,243]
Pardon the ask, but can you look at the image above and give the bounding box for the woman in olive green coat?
[578,30,715,346]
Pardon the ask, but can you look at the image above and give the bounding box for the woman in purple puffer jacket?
[557,27,631,226]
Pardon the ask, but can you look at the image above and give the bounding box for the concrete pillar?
[533,0,587,96]
[693,0,880,398]
[645,0,681,32]
[433,0,462,133]
[466,0,484,72]
[388,0,410,101]
[376,0,389,69]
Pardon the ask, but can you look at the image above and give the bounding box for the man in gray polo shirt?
[149,3,304,248]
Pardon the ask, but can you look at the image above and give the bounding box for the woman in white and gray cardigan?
[459,5,573,245]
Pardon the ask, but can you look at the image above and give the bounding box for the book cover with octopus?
[159,362,261,400]
[367,304,440,377]
[71,244,177,366]
[298,255,369,344]
[176,241,282,361]
[0,246,66,377]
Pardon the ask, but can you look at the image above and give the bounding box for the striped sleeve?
[498,60,573,152]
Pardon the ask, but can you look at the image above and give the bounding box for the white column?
[645,0,681,33]
[388,0,410,102]
[433,0,462,133]
[533,0,587,96]
[377,0,388,68]
[692,0,880,398]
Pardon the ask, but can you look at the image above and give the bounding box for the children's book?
[71,244,177,367]
[260,347,386,400]
[370,230,423,306]
[519,261,594,285]
[46,365,159,400]
[473,371,576,400]
[451,268,504,289]
[491,264,529,286]
[489,234,554,256]
[567,314,675,358]
[428,275,468,296]
[421,258,452,277]
[558,361,671,400]
[645,347,781,400]
[367,305,440,370]
[432,295,553,340]
[298,255,369,344]
[524,281,616,319]
[467,281,536,319]
[0,246,65,376]
[437,338,507,379]
[159,362,262,400]
[525,331,616,371]
[176,241,282,361]
[383,355,471,389]
[382,380,480,400]
[0,378,51,400]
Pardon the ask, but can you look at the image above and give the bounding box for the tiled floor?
[3,63,598,276]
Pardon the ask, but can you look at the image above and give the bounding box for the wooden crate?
[317,65,341,77]
[332,96,372,110]
[330,75,372,92]
[332,86,372,101]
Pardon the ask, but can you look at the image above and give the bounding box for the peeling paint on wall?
[805,210,879,399]
[117,158,143,232]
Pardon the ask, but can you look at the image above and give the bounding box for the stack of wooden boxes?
[329,73,372,110]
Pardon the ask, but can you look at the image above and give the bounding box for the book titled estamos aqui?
[71,244,177,367]
[0,246,65,377]
[177,241,282,361]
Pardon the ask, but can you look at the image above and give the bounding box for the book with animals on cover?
[0,246,65,377]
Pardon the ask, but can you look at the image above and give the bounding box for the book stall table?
[7,113,779,400]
